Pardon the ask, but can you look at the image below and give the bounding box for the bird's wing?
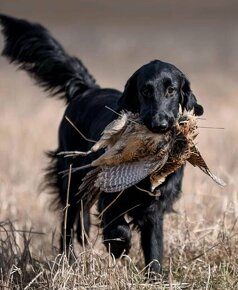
[95,159,163,192]
[103,111,129,134]
[188,146,226,186]
[77,167,101,209]
[91,112,129,152]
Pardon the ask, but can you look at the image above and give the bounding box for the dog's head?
[118,60,203,133]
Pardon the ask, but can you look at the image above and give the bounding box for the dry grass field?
[0,1,238,289]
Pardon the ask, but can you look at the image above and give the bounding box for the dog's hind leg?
[75,207,91,247]
[98,192,132,258]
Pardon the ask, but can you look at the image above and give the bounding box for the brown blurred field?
[0,1,238,288]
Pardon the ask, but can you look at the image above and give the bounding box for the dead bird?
[60,109,225,208]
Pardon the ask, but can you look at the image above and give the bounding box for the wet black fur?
[0,15,203,274]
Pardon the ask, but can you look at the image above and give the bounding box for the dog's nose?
[151,120,169,133]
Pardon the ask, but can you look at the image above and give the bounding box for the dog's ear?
[181,77,204,116]
[118,71,140,112]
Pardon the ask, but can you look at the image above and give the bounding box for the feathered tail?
[0,14,97,102]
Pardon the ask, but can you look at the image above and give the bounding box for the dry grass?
[0,71,237,289]
[0,1,238,288]
[0,211,238,289]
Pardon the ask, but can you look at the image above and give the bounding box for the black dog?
[0,15,203,273]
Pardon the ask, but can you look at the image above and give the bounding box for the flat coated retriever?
[0,15,203,273]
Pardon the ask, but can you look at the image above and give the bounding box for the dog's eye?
[167,86,175,95]
[141,85,153,98]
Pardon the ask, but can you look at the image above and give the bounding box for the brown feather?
[188,146,226,186]
[70,110,225,209]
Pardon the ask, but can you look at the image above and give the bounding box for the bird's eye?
[167,86,175,95]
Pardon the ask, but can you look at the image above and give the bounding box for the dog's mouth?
[146,121,175,134]
[150,126,170,133]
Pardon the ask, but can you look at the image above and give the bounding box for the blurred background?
[0,0,237,257]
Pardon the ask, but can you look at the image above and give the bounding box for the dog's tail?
[0,14,97,102]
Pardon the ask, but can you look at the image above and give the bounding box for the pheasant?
[60,109,225,209]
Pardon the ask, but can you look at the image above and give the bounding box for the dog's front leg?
[140,203,164,275]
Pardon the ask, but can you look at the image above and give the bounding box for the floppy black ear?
[181,78,204,116]
[117,71,140,112]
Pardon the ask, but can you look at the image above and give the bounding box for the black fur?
[0,15,203,274]
[0,14,97,102]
